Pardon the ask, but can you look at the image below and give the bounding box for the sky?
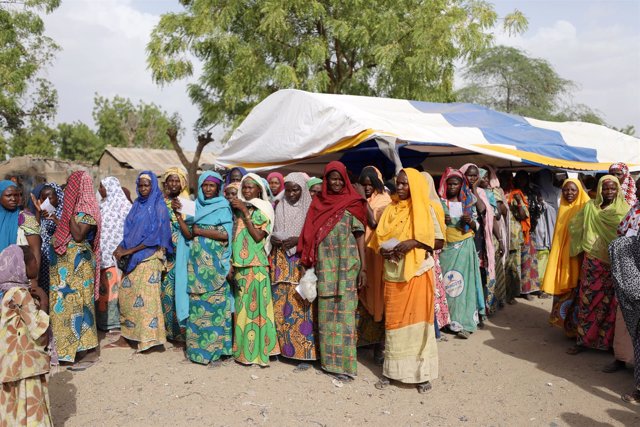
[41,0,640,151]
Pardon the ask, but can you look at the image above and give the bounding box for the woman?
[422,172,451,331]
[356,166,391,359]
[567,175,629,354]
[541,179,590,336]
[609,162,637,206]
[307,177,322,199]
[224,182,240,202]
[50,171,101,367]
[438,168,484,338]
[109,171,173,352]
[298,161,367,381]
[229,173,279,366]
[533,169,559,281]
[0,245,53,426]
[0,180,41,277]
[96,177,131,332]
[174,172,234,366]
[225,167,247,187]
[270,172,317,367]
[35,183,64,295]
[370,168,439,393]
[267,172,285,199]
[484,166,510,309]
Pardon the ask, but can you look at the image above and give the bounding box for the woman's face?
[268,177,281,195]
[284,182,302,205]
[360,176,374,198]
[562,182,579,204]
[465,166,480,186]
[609,167,625,183]
[601,179,618,203]
[224,187,238,202]
[165,174,183,197]
[0,186,19,211]
[201,181,219,199]
[229,169,244,183]
[395,171,410,201]
[98,183,107,199]
[326,171,345,195]
[242,179,261,200]
[309,184,322,198]
[446,177,462,199]
[478,175,489,189]
[138,178,152,198]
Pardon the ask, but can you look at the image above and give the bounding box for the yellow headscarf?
[541,178,590,295]
[163,167,190,198]
[569,175,630,263]
[369,168,435,282]
[421,171,446,239]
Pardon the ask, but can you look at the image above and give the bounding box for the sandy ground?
[49,297,639,427]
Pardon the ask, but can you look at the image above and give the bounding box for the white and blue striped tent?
[216,89,640,175]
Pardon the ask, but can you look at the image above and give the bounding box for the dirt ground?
[49,297,639,426]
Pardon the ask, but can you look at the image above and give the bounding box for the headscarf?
[475,168,496,281]
[609,162,637,206]
[507,188,531,244]
[0,245,28,291]
[121,171,173,274]
[0,181,20,253]
[618,201,640,237]
[370,168,435,282]
[273,172,312,256]
[224,167,247,186]
[298,161,367,267]
[267,172,285,196]
[26,183,45,214]
[238,173,275,255]
[175,171,233,322]
[438,167,476,233]
[534,169,560,210]
[484,165,501,189]
[100,177,132,269]
[609,235,640,339]
[360,166,392,237]
[53,171,102,298]
[569,175,630,263]
[306,177,322,190]
[421,171,446,236]
[459,163,478,177]
[541,178,590,295]
[163,167,190,199]
[38,183,64,291]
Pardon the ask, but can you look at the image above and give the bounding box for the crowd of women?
[1,160,640,425]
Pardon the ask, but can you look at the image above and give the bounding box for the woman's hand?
[30,286,48,311]
[31,194,42,212]
[230,198,249,216]
[113,246,127,261]
[271,235,282,246]
[357,269,367,290]
[171,198,182,213]
[283,237,298,250]
[462,213,473,225]
[394,239,418,254]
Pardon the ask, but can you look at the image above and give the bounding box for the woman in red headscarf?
[298,161,367,381]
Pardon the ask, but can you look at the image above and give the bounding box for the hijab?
[370,168,435,282]
[273,172,312,256]
[225,167,247,186]
[0,181,20,253]
[609,162,637,206]
[267,172,285,196]
[298,161,367,267]
[306,177,322,190]
[100,177,132,269]
[0,245,28,291]
[238,173,275,255]
[121,171,173,274]
[26,183,45,214]
[438,167,476,233]
[163,167,190,199]
[618,200,640,237]
[569,175,630,263]
[541,179,590,295]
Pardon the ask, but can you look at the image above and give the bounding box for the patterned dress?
[119,249,167,352]
[271,246,318,361]
[160,199,185,341]
[0,287,52,427]
[232,209,279,366]
[49,213,99,362]
[186,225,233,364]
[316,212,364,377]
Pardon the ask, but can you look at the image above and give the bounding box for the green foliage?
[0,0,60,135]
[92,94,179,149]
[147,0,527,131]
[457,45,604,124]
[8,120,57,157]
[55,121,104,162]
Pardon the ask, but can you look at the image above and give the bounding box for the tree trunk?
[166,128,213,193]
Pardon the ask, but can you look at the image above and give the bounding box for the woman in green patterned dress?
[174,171,234,366]
[229,173,280,366]
[298,161,368,381]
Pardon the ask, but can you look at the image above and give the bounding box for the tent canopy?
[216,89,640,173]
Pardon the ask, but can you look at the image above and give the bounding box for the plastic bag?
[296,268,318,302]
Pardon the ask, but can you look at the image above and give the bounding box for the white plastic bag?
[296,268,318,302]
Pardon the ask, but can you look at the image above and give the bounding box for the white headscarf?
[239,173,275,255]
[273,173,311,256]
[100,177,132,268]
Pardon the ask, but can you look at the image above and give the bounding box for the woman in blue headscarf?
[108,171,173,352]
[173,171,233,366]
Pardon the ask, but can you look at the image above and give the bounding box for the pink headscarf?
[267,172,285,195]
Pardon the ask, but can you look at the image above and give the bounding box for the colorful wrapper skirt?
[549,288,578,337]
[272,282,318,360]
[161,255,185,342]
[186,284,233,364]
[318,288,358,377]
[96,266,121,331]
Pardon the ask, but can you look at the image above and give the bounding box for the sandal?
[538,292,551,299]
[293,363,312,373]
[417,382,432,394]
[331,373,354,383]
[602,360,626,373]
[622,390,640,405]
[68,359,97,372]
[104,338,130,350]
[208,360,222,369]
[457,330,471,339]
[566,345,585,355]
[375,377,390,390]
[522,294,534,301]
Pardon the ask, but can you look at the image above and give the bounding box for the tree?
[456,45,604,123]
[7,120,57,158]
[167,126,212,191]
[56,121,103,162]
[0,0,59,137]
[92,94,179,149]
[147,0,527,132]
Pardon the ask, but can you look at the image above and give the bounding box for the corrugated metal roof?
[101,146,217,174]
